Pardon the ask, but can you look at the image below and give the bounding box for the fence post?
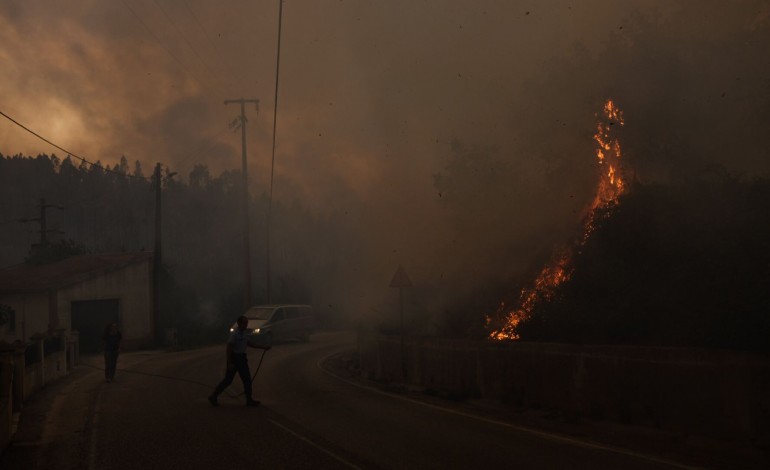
[12,345,24,411]
[0,352,11,454]
[37,337,45,387]
[68,330,79,371]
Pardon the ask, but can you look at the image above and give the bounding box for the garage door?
[71,299,119,353]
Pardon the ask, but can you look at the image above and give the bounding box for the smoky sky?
[2,0,770,316]
[1,1,679,195]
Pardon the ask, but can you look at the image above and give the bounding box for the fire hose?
[80,346,270,400]
[250,346,269,385]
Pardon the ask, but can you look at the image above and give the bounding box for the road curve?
[4,331,703,469]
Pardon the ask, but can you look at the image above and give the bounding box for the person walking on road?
[209,315,270,406]
[103,322,122,383]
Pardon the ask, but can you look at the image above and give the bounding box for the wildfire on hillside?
[488,100,629,340]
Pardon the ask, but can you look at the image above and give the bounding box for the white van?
[231,304,314,345]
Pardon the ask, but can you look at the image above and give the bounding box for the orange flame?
[488,100,628,340]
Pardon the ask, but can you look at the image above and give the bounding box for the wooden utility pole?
[153,163,162,343]
[19,198,63,246]
[224,98,259,311]
[152,164,176,344]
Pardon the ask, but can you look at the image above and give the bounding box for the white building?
[0,252,155,352]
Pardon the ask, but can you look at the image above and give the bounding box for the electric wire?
[266,0,284,303]
[268,0,284,204]
[81,361,214,389]
[181,0,250,90]
[118,0,216,95]
[178,123,233,167]
[117,0,247,175]
[0,110,151,182]
[61,193,115,211]
[2,4,235,185]
[80,347,269,400]
[151,0,237,95]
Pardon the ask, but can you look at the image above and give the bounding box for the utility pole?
[225,98,259,311]
[153,163,162,343]
[152,164,176,345]
[20,198,63,246]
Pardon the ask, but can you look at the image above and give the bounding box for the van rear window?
[286,306,313,319]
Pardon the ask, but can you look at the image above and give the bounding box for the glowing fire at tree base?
[488,99,629,341]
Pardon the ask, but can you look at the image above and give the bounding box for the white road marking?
[267,418,362,470]
[317,356,699,470]
[87,384,104,470]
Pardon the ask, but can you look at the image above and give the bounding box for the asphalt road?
[1,331,727,469]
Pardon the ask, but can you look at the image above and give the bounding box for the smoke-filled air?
[2,0,769,350]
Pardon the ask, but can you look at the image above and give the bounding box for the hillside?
[517,177,770,353]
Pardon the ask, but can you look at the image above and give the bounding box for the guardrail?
[358,333,770,441]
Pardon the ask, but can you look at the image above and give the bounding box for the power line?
[0,109,150,181]
[151,0,237,95]
[180,124,234,165]
[119,0,216,95]
[224,98,259,310]
[2,107,232,187]
[269,0,284,205]
[181,0,251,91]
[62,193,114,210]
[266,0,285,304]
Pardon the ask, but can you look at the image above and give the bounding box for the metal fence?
[24,343,39,365]
[44,336,61,356]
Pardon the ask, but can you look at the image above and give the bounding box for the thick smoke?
[1,1,769,331]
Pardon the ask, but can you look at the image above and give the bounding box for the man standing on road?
[209,315,270,407]
[103,322,122,383]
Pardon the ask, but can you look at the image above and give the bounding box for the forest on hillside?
[503,175,770,353]
[0,153,366,342]
[2,153,770,352]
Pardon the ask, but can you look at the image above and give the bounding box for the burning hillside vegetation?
[488,100,629,340]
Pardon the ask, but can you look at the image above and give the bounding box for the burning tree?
[488,100,630,340]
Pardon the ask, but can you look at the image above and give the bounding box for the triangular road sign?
[389,265,412,288]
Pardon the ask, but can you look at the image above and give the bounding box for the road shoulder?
[0,350,169,470]
[0,364,101,470]
[321,349,768,470]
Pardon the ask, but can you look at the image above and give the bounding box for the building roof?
[0,252,153,294]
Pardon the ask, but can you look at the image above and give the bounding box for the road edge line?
[317,353,700,470]
[267,418,362,470]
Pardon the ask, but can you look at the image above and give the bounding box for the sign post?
[390,265,412,382]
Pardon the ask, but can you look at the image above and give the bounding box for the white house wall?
[57,259,153,349]
[0,293,49,343]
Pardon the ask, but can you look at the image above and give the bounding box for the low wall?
[20,333,70,400]
[0,332,77,454]
[0,355,13,454]
[358,333,770,440]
